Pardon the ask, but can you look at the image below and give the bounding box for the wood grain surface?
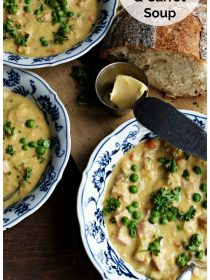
[33,48,207,172]
[4,157,101,280]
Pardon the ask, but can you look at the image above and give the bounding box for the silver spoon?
[176,261,207,280]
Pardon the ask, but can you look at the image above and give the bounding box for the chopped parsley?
[71,66,89,86]
[23,167,33,181]
[5,145,15,156]
[3,121,15,136]
[158,157,178,173]
[4,0,18,14]
[103,197,120,216]
[148,236,163,256]
[53,23,71,44]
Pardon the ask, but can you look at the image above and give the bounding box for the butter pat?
[110,75,148,109]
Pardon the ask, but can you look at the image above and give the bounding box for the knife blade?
[133,97,207,160]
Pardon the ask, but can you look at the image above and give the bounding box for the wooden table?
[33,49,207,171]
[4,44,207,279]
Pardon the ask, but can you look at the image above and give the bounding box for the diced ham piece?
[3,160,11,173]
[198,213,207,230]
[151,249,166,271]
[134,250,151,265]
[116,226,131,246]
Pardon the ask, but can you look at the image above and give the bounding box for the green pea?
[133,211,142,220]
[200,183,207,192]
[149,216,158,224]
[160,216,168,225]
[129,185,138,194]
[131,164,138,172]
[131,201,139,208]
[176,253,189,268]
[129,173,139,182]
[29,141,37,148]
[43,139,51,148]
[195,250,204,260]
[25,119,35,128]
[24,6,32,12]
[121,216,129,226]
[36,146,46,156]
[40,37,49,47]
[177,224,183,231]
[20,137,27,144]
[192,193,202,202]
[202,200,207,209]
[151,210,160,218]
[22,144,29,151]
[129,228,136,238]
[193,166,202,175]
[37,139,44,146]
[191,234,202,247]
[128,220,137,229]
[126,205,134,213]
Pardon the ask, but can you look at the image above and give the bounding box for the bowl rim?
[3,0,118,69]
[77,109,207,279]
[3,66,71,230]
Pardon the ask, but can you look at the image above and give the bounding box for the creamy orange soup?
[104,139,207,280]
[4,0,99,57]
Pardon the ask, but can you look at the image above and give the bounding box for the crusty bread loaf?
[101,5,207,98]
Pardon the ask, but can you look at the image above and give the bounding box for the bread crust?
[101,5,207,62]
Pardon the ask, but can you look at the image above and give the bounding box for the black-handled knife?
[133,97,207,160]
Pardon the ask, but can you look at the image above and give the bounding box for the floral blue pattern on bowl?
[3,65,71,230]
[3,0,118,69]
[77,111,206,280]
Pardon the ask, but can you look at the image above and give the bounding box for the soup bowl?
[3,0,118,69]
[77,110,206,280]
[3,65,71,230]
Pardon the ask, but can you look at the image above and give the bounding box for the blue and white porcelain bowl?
[3,65,71,230]
[3,0,118,69]
[77,111,206,280]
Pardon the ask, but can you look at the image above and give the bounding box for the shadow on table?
[4,156,101,280]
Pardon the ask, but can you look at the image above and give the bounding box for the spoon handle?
[176,263,195,280]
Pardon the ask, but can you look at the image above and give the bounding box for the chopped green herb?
[71,66,89,86]
[195,250,204,260]
[53,23,71,44]
[103,197,120,216]
[24,0,31,4]
[15,33,29,46]
[158,157,178,173]
[182,169,190,180]
[176,253,189,267]
[5,145,15,156]
[148,236,163,256]
[186,234,202,251]
[4,0,18,14]
[4,121,15,136]
[24,5,32,13]
[24,167,32,181]
[178,206,196,222]
[34,3,45,17]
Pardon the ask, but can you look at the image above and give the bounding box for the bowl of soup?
[3,0,118,68]
[77,112,207,280]
[3,65,71,229]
